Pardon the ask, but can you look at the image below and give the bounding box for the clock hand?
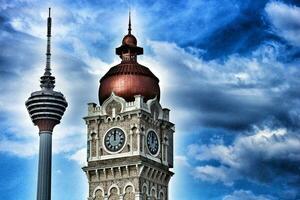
[152,135,154,143]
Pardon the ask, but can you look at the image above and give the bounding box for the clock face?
[104,128,125,152]
[147,130,159,155]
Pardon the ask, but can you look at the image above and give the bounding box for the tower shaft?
[37,131,52,200]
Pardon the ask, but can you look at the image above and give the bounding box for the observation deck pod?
[25,90,68,132]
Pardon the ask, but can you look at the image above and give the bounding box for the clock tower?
[83,14,174,200]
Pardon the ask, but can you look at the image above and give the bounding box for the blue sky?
[1,0,300,199]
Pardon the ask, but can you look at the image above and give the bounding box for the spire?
[40,7,55,90]
[128,11,132,35]
[45,7,51,75]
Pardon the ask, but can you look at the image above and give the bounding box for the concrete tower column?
[36,131,52,200]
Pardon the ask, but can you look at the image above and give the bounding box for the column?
[130,130,133,154]
[140,129,145,155]
[135,192,142,200]
[96,136,99,158]
[37,131,52,200]
[136,128,140,154]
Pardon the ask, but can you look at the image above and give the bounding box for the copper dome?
[98,14,160,105]
[99,62,160,104]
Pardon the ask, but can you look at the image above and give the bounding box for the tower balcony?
[25,90,68,132]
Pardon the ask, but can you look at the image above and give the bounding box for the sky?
[0,0,300,199]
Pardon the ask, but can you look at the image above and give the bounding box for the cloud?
[0,0,142,158]
[2,0,299,159]
[192,0,273,59]
[1,1,300,199]
[143,40,300,132]
[0,137,38,157]
[188,128,300,197]
[174,155,190,167]
[0,4,107,157]
[223,190,274,200]
[68,148,87,166]
[265,1,300,47]
[0,34,93,157]
[194,165,234,186]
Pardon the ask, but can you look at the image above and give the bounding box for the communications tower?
[25,8,68,200]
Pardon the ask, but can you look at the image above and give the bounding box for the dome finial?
[128,10,132,35]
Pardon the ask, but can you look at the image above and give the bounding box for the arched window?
[108,187,119,200]
[159,190,164,200]
[123,185,135,200]
[94,189,104,200]
[151,187,157,200]
[142,185,148,200]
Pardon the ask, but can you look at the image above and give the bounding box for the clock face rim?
[103,127,126,154]
[146,130,160,156]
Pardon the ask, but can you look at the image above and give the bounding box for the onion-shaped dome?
[99,62,160,104]
[98,13,160,104]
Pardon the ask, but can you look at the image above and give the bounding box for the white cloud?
[265,1,300,46]
[223,190,273,200]
[0,137,38,157]
[188,128,300,186]
[0,6,114,158]
[68,148,87,166]
[1,37,299,163]
[2,6,300,196]
[0,48,93,157]
[145,39,284,88]
[194,165,234,186]
[141,39,299,134]
[174,155,190,167]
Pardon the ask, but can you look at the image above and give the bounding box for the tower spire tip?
[41,7,55,90]
[128,10,132,35]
